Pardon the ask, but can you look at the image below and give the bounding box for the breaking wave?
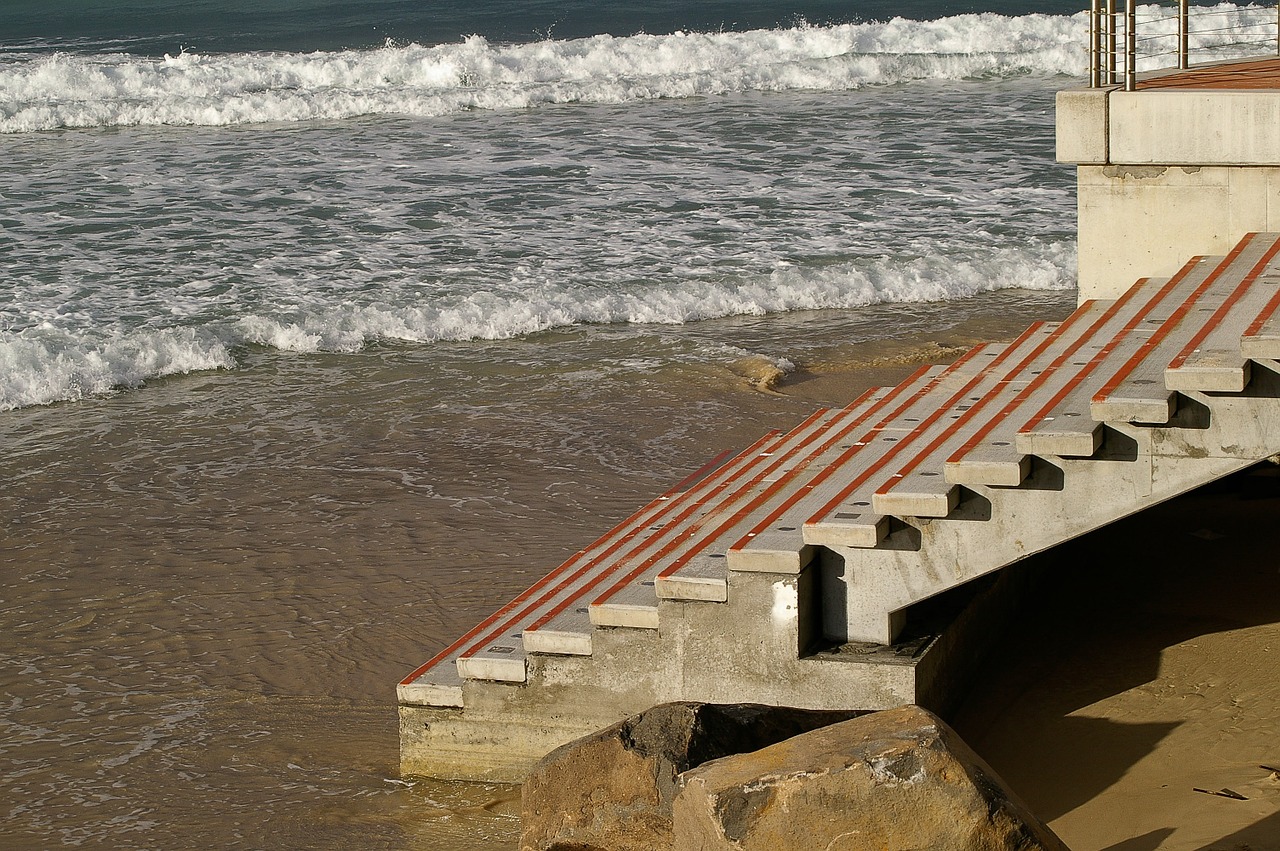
[1,11,1094,132]
[0,241,1074,410]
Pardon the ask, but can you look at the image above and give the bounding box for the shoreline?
[0,291,1067,850]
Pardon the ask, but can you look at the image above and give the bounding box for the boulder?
[673,705,1068,851]
[520,702,864,851]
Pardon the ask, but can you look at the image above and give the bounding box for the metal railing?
[1089,1,1280,90]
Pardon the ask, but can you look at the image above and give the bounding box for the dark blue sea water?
[4,0,1081,54]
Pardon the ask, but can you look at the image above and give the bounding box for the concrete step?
[583,379,927,627]
[1091,234,1280,423]
[1015,255,1222,457]
[397,430,786,702]
[402,232,1280,781]
[941,243,1276,488]
[457,427,794,680]
[1240,277,1280,359]
[1165,233,1280,392]
[722,345,1013,566]
[800,326,1060,548]
[944,298,1119,487]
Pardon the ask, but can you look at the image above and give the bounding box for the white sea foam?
[0,328,235,411]
[7,3,1270,133]
[0,241,1074,410]
[0,11,1096,132]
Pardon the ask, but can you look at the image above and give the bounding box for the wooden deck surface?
[1139,56,1280,89]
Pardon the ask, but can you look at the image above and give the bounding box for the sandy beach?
[6,284,1276,849]
[952,463,1280,850]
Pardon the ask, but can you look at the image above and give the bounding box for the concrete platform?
[1058,58,1280,301]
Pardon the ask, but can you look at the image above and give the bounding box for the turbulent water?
[0,1,1271,848]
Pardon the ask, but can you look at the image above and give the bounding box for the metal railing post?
[1124,0,1137,91]
[1090,0,1103,86]
[1179,0,1189,69]
[1106,0,1118,84]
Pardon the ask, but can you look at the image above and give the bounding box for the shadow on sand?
[951,463,1280,849]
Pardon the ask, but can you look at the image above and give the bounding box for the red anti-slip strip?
[948,301,1103,464]
[1093,234,1259,404]
[801,326,1038,525]
[1167,235,1280,371]
[630,371,933,586]
[578,390,886,610]
[1017,247,1226,436]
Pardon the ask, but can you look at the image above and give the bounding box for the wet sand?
[3,291,1066,849]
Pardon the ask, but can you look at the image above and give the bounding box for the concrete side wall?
[1110,91,1280,166]
[1057,82,1280,300]
[1057,84,1280,167]
[399,572,921,782]
[1077,165,1280,300]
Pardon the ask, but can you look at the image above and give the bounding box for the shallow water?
[0,290,1073,849]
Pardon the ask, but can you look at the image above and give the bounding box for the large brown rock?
[520,702,864,851]
[673,705,1068,851]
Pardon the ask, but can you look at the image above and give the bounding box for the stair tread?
[1165,233,1280,392]
[799,327,1056,547]
[943,301,1117,485]
[1092,234,1280,422]
[582,381,921,625]
[455,425,795,676]
[712,353,1003,559]
[872,325,1058,516]
[1017,253,1225,455]
[395,428,788,699]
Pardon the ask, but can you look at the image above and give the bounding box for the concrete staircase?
[398,232,1280,781]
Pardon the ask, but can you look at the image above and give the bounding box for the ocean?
[0,1,1268,848]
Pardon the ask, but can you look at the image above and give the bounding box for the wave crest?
[1,11,1091,132]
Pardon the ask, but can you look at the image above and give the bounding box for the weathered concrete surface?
[399,556,1018,780]
[1075,164,1280,300]
[1057,81,1280,300]
[673,705,1068,851]
[520,702,864,851]
[1109,90,1280,165]
[1057,81,1280,167]
[1055,88,1109,165]
[828,376,1280,644]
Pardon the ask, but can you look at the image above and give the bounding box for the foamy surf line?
[0,11,1094,132]
[0,242,1075,410]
